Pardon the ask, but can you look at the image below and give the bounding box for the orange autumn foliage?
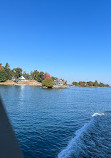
[44,73,51,79]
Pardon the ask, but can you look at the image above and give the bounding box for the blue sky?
[0,0,111,84]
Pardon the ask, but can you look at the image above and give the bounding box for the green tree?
[72,82,79,86]
[99,82,104,87]
[4,63,12,80]
[37,72,44,82]
[31,70,39,80]
[13,68,22,79]
[105,84,109,87]
[51,76,57,81]
[23,71,31,80]
[42,78,53,88]
[0,69,7,82]
[93,80,98,87]
[11,69,15,78]
[31,71,45,82]
[87,81,93,87]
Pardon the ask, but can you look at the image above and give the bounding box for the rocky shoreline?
[53,85,68,89]
[0,80,68,89]
[0,80,42,86]
[42,85,68,89]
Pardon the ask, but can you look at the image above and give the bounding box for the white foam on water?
[92,113,104,117]
[58,112,108,158]
[58,118,95,158]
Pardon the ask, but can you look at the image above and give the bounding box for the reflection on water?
[18,86,25,103]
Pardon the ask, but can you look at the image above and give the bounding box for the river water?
[0,86,111,158]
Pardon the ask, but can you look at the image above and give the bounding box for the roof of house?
[19,76,25,80]
[53,79,63,82]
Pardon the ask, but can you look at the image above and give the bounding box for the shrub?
[42,78,53,88]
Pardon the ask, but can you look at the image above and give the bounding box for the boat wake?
[58,111,111,158]
[92,112,104,117]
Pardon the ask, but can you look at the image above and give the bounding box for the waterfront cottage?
[53,79,64,87]
[18,76,27,82]
[12,76,27,82]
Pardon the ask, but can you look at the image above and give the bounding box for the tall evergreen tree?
[4,63,12,80]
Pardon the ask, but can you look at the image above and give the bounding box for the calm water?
[0,86,111,158]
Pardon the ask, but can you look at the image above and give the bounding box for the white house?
[12,76,28,82]
[18,76,27,82]
[53,79,64,87]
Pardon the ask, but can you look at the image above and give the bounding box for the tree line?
[0,62,67,88]
[0,62,56,83]
[72,80,110,87]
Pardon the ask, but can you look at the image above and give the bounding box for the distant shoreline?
[70,85,110,88]
[0,81,109,89]
[0,80,68,89]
